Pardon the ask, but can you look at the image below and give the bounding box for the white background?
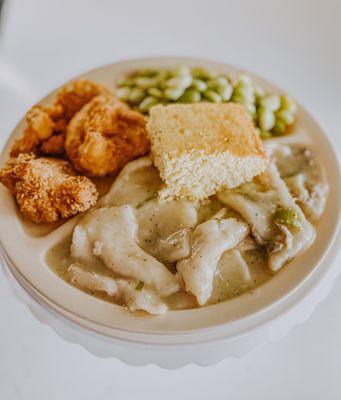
[0,0,340,398]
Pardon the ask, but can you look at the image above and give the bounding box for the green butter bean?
[164,87,185,100]
[178,89,201,103]
[276,109,295,125]
[258,108,275,131]
[138,96,158,113]
[191,79,207,92]
[204,89,222,103]
[259,94,281,111]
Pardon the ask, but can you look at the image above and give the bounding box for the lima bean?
[276,109,295,125]
[128,87,145,104]
[258,108,275,131]
[164,87,185,100]
[178,89,201,103]
[280,95,297,113]
[216,85,233,101]
[234,85,255,103]
[272,119,286,135]
[138,96,158,113]
[166,75,192,90]
[237,73,252,86]
[259,94,281,112]
[147,87,163,98]
[207,77,229,89]
[203,89,222,103]
[191,79,207,92]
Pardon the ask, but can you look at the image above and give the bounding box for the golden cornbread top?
[147,103,267,159]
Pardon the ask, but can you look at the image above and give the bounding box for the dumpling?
[177,217,249,305]
[209,250,252,303]
[115,279,168,315]
[284,173,328,222]
[71,206,180,296]
[68,263,118,296]
[218,162,315,271]
[67,263,167,314]
[265,141,328,222]
[99,156,162,208]
[136,198,198,263]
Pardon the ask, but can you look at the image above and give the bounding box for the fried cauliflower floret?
[10,80,105,157]
[65,94,150,177]
[0,154,98,224]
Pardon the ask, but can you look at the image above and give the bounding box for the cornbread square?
[147,103,268,201]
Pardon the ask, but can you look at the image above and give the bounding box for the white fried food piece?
[0,154,98,223]
[11,80,104,157]
[65,94,150,177]
[177,217,249,305]
[67,263,167,315]
[71,206,180,296]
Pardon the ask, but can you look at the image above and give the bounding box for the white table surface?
[0,0,340,398]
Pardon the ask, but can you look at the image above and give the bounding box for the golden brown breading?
[10,80,105,157]
[0,154,98,224]
[65,94,150,177]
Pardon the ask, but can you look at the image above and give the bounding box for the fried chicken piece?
[10,80,105,157]
[40,133,65,155]
[0,154,98,224]
[65,94,150,177]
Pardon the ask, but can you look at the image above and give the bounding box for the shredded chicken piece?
[10,80,104,157]
[65,94,150,177]
[0,154,98,223]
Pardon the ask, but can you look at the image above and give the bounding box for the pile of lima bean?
[116,66,297,139]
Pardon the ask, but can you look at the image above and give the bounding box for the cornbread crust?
[147,103,268,200]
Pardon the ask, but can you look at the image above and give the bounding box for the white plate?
[0,57,340,367]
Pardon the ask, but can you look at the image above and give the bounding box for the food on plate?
[116,66,297,138]
[177,214,249,305]
[147,103,268,200]
[11,80,104,157]
[71,206,180,296]
[136,198,198,264]
[99,156,162,208]
[67,263,168,314]
[65,94,150,177]
[264,142,329,221]
[0,65,328,316]
[47,133,327,314]
[0,154,98,223]
[218,162,316,271]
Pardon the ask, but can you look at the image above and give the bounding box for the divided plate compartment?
[0,57,340,367]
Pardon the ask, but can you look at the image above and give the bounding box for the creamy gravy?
[46,234,272,310]
[45,141,327,314]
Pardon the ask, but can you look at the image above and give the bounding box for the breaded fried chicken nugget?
[11,80,105,157]
[65,94,150,177]
[0,154,98,223]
